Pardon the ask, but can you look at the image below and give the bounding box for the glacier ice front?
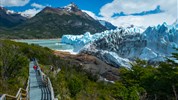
[61,26,144,52]
[61,30,114,52]
[61,23,178,68]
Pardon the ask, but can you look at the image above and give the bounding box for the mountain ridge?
[0,3,107,39]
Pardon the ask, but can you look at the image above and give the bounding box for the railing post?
[0,94,6,100]
[26,77,30,100]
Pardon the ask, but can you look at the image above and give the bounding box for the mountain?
[7,3,107,38]
[61,23,178,67]
[0,7,27,28]
[98,20,117,30]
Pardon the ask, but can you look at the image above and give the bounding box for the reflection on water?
[15,39,74,51]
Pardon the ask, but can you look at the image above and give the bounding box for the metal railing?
[0,65,29,100]
[34,59,56,100]
[0,88,28,100]
[0,59,56,100]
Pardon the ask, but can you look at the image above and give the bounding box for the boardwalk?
[0,61,53,100]
[29,61,51,100]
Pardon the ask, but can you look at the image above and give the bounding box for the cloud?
[20,3,46,18]
[84,9,174,27]
[97,0,177,27]
[1,0,30,7]
[100,0,176,17]
[108,13,175,27]
[20,8,41,18]
[31,3,45,9]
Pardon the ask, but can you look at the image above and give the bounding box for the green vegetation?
[0,39,58,95]
[0,40,177,100]
[0,40,29,94]
[48,55,178,100]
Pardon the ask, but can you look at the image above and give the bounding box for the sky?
[0,0,177,27]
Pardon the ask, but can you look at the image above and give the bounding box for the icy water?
[15,39,74,51]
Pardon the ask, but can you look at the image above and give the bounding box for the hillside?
[0,3,107,39]
[0,40,177,100]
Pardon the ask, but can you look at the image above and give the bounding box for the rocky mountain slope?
[54,51,119,81]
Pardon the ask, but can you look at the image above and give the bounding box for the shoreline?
[12,38,77,55]
[12,38,61,41]
[55,49,78,55]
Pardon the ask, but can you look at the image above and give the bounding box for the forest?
[0,40,177,100]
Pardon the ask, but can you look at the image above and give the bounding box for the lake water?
[16,39,74,52]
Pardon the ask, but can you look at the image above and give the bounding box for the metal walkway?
[29,61,52,100]
[0,60,55,100]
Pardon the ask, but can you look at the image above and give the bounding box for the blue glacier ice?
[61,22,178,68]
[61,26,144,52]
[61,30,113,52]
[143,22,178,55]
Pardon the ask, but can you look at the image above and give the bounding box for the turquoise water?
[16,39,74,51]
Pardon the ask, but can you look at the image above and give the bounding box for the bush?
[68,76,83,97]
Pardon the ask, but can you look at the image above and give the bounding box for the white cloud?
[98,0,177,27]
[100,0,176,18]
[1,0,30,7]
[108,13,175,27]
[20,8,41,18]
[31,3,45,9]
[84,9,174,27]
[20,3,46,18]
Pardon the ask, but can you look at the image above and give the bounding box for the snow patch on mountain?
[63,3,79,12]
[6,10,15,14]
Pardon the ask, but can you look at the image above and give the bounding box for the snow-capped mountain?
[0,3,107,38]
[61,23,178,67]
[62,3,80,12]
[0,7,27,27]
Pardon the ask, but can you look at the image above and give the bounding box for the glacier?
[61,30,114,52]
[61,26,144,52]
[61,22,178,68]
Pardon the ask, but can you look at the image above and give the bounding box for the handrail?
[34,58,56,100]
[0,76,29,100]
[0,88,28,100]
[0,59,56,100]
[26,77,30,100]
[47,77,55,100]
[1,94,16,99]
